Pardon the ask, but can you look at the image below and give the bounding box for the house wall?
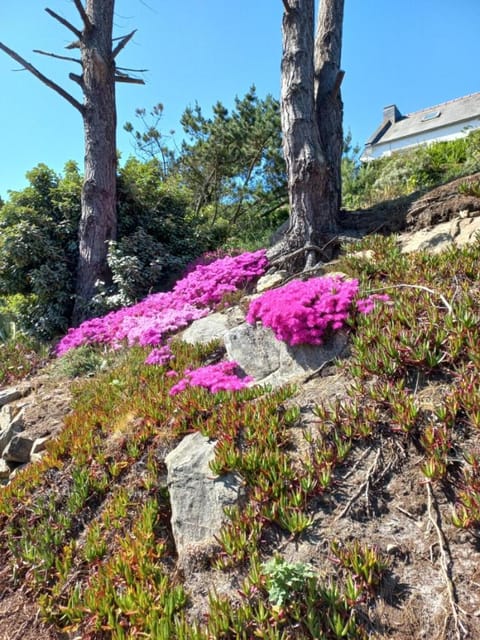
[361,117,480,161]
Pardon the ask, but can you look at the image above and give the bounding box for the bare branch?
[69,72,84,87]
[114,75,145,85]
[112,30,137,59]
[33,49,82,64]
[72,0,92,31]
[0,41,84,113]
[426,483,467,639]
[45,8,81,39]
[65,41,81,50]
[117,66,148,73]
[282,0,291,11]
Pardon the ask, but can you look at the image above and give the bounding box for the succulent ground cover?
[1,235,480,638]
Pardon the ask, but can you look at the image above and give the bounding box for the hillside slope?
[1,178,480,639]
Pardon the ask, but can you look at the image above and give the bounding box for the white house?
[361,92,480,162]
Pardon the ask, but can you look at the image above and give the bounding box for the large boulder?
[165,432,243,563]
[224,323,348,387]
[400,214,480,254]
[181,309,244,346]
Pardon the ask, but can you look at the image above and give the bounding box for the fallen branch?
[426,482,467,639]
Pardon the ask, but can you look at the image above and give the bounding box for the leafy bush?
[262,557,316,607]
[0,303,47,385]
[52,344,110,379]
[0,158,214,338]
[0,163,81,338]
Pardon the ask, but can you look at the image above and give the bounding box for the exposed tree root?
[267,237,340,270]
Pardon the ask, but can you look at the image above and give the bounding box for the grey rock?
[0,405,14,431]
[31,435,51,455]
[400,216,480,254]
[181,312,232,345]
[0,388,22,408]
[0,408,25,453]
[224,323,347,387]
[0,458,11,480]
[30,451,46,464]
[256,271,288,293]
[3,434,34,463]
[454,217,480,246]
[165,432,243,561]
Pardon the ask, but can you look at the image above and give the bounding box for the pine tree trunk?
[274,0,343,267]
[73,0,117,323]
[315,0,344,222]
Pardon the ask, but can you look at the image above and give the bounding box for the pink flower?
[56,250,268,356]
[144,345,174,366]
[169,361,253,396]
[247,277,389,346]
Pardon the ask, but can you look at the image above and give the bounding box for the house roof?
[366,92,480,146]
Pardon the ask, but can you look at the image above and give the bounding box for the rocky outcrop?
[0,398,47,482]
[400,213,480,253]
[0,382,68,484]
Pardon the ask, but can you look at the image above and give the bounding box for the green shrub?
[0,158,212,336]
[52,344,111,379]
[343,128,480,209]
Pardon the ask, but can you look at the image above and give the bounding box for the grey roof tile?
[371,92,480,144]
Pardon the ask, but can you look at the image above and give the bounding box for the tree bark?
[73,0,117,322]
[315,0,344,224]
[274,0,344,267]
[0,0,144,325]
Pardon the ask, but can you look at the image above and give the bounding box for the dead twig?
[341,446,372,480]
[335,448,382,520]
[302,360,334,383]
[396,505,419,522]
[426,482,467,639]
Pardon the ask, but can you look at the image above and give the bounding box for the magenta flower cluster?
[56,250,268,356]
[169,361,252,396]
[144,344,173,366]
[246,276,389,346]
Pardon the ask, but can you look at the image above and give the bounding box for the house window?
[421,110,441,122]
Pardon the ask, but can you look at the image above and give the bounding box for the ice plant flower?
[247,277,389,346]
[56,250,268,355]
[144,344,174,366]
[169,361,253,396]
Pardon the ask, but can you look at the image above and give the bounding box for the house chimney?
[383,104,402,123]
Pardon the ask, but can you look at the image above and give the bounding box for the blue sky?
[1,0,479,198]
